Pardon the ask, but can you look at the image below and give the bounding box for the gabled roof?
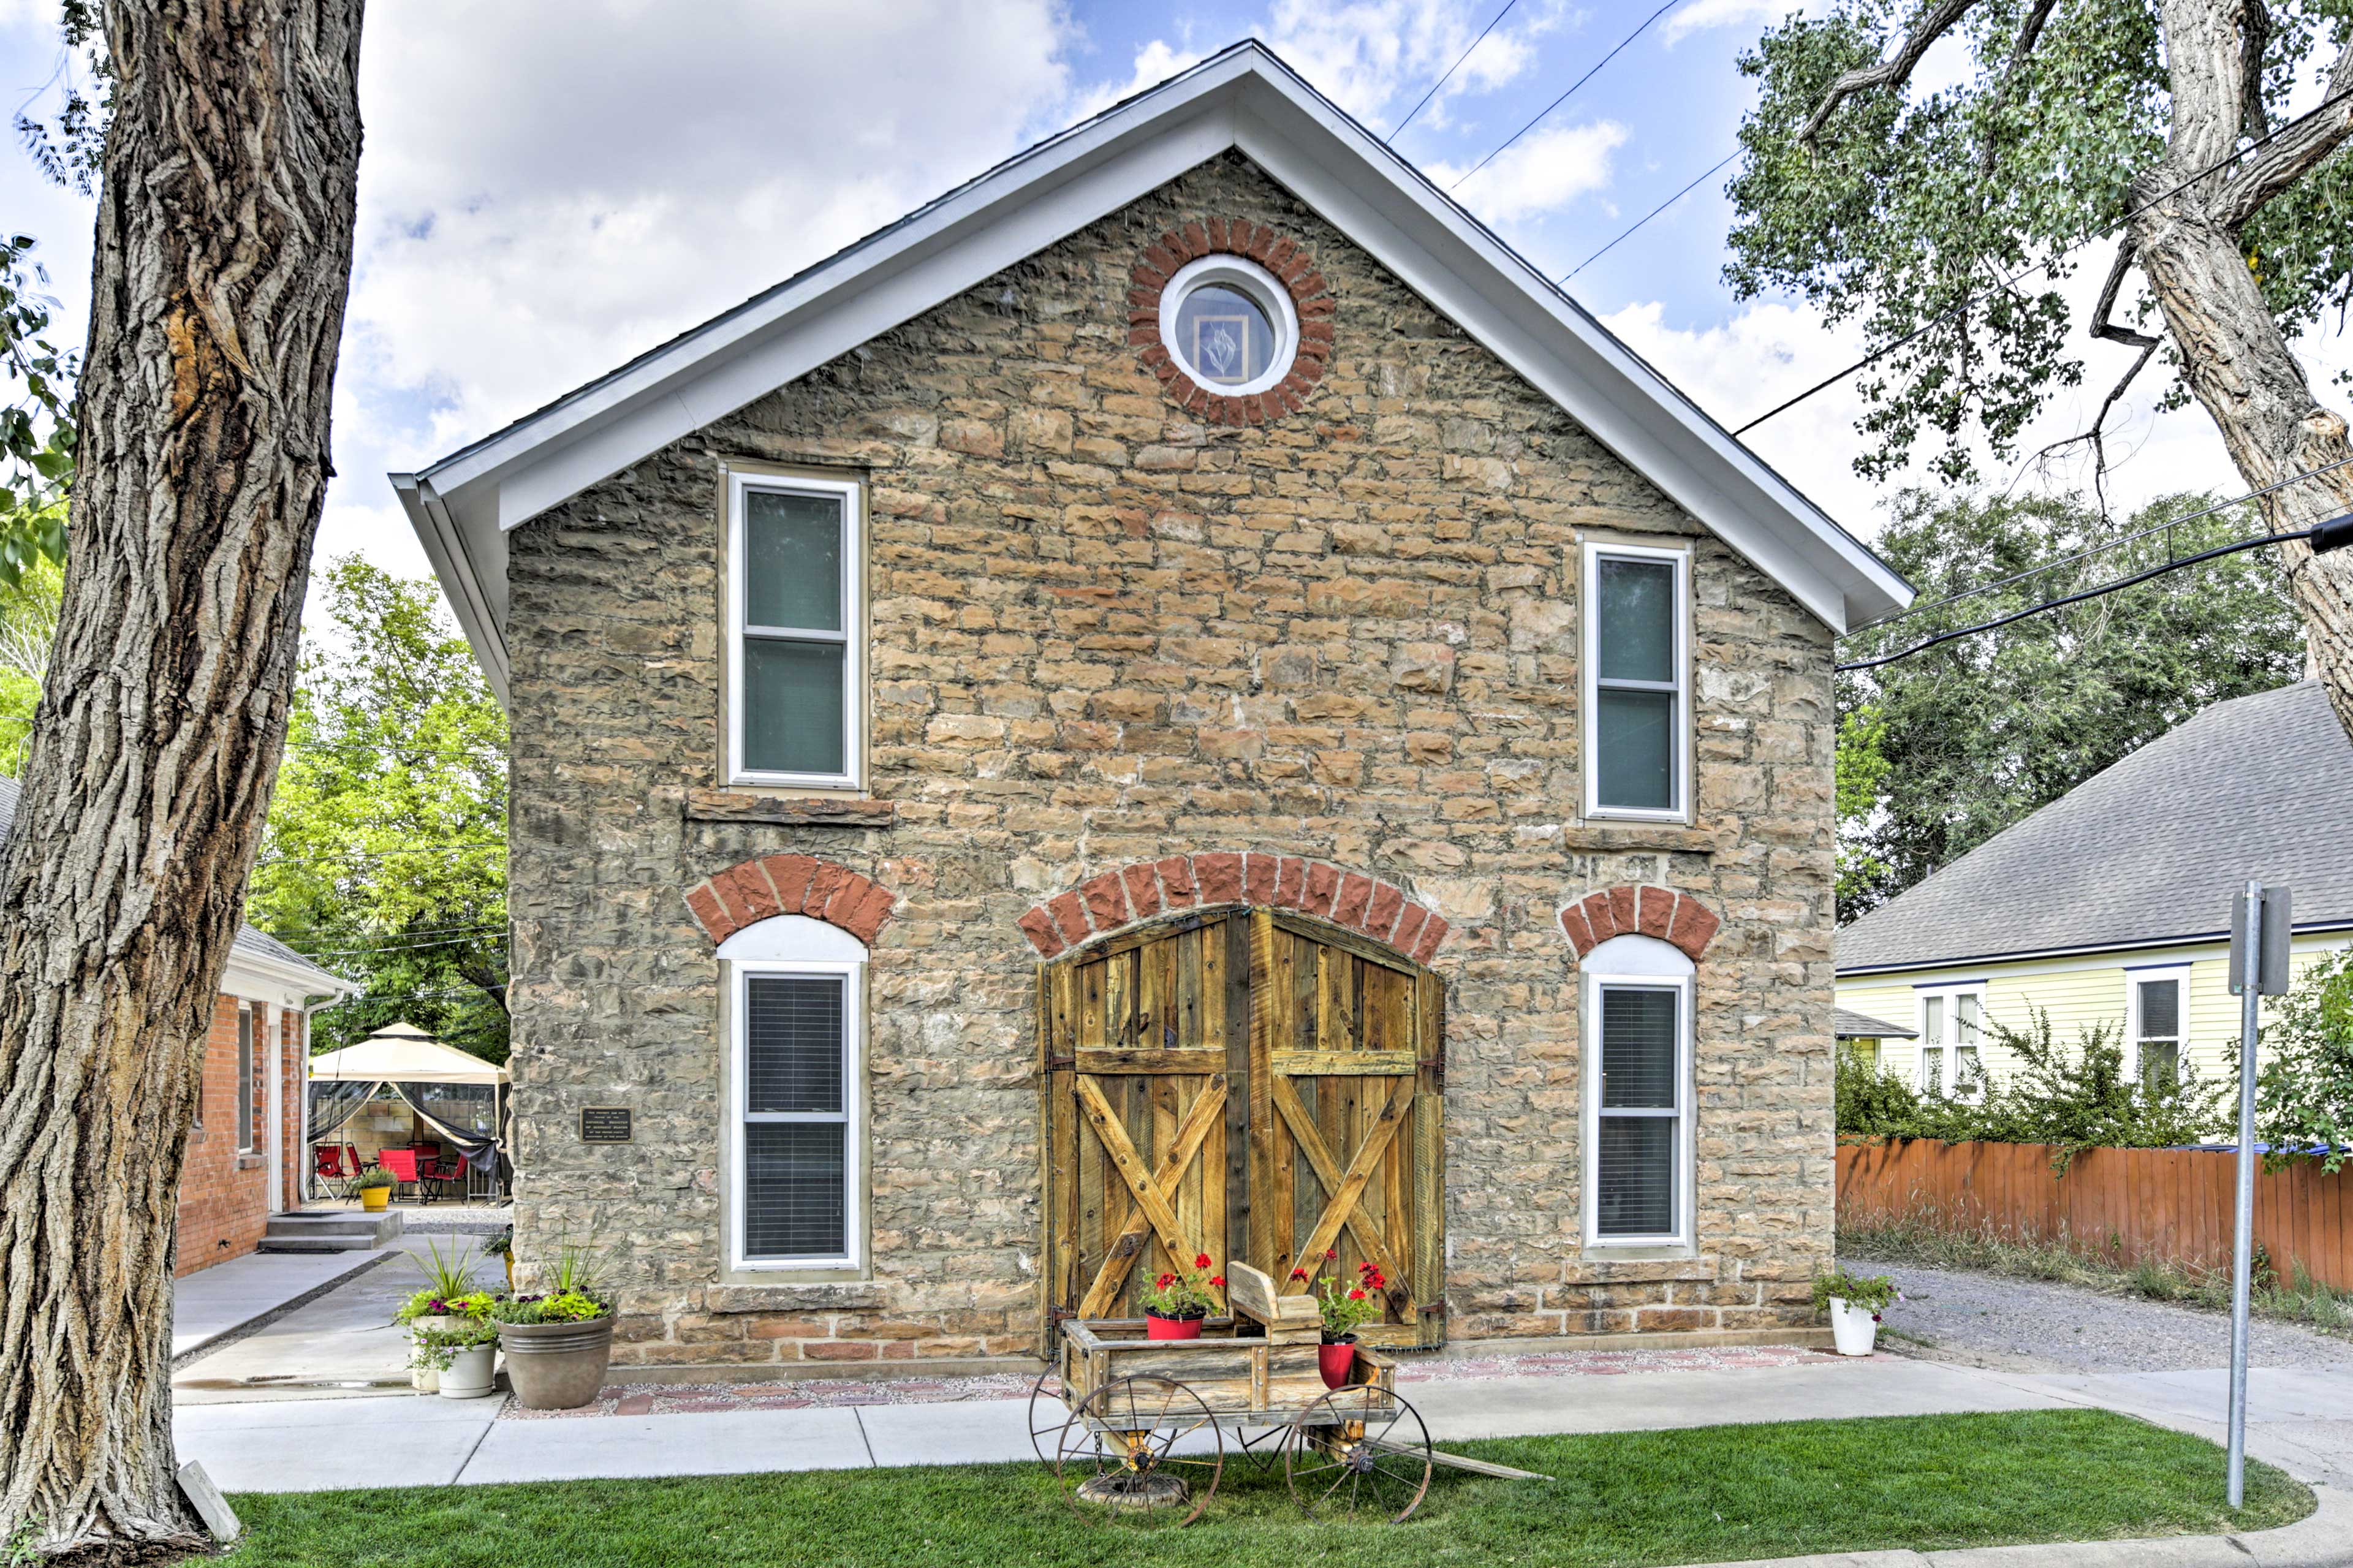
[0,776,351,997]
[1836,681,2353,975]
[390,40,1910,704]
[1835,1007,1917,1039]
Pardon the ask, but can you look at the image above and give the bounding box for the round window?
[1158,254,1298,399]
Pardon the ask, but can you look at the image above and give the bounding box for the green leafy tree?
[0,234,74,588]
[2254,949,2353,1172]
[1836,489,2304,918]
[0,556,62,774]
[247,558,509,1062]
[1728,0,2353,747]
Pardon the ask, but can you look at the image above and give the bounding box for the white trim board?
[388,42,1910,706]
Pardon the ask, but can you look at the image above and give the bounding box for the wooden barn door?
[1249,911,1445,1348]
[1039,906,1446,1347]
[1039,911,1251,1324]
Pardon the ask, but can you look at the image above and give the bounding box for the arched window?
[1581,934,1695,1249]
[719,915,866,1271]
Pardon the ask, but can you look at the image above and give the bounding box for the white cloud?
[1259,0,1569,129]
[1428,120,1628,224]
[1067,39,1210,123]
[1661,0,1801,48]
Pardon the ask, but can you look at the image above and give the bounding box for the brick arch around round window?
[684,853,897,947]
[1560,885,1720,964]
[1129,218,1333,426]
[1017,852,1449,964]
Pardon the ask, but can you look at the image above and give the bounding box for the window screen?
[2136,977,2182,1091]
[740,972,851,1262]
[739,485,851,778]
[1594,983,1682,1239]
[1591,552,1683,814]
[235,1009,256,1153]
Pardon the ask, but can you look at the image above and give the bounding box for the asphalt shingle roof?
[0,776,346,993]
[1836,681,2353,974]
[1834,1007,1917,1039]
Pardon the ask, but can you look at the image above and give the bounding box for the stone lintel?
[1563,824,1724,855]
[684,789,897,828]
[1561,1255,1721,1284]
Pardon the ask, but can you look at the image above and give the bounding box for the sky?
[2,0,2345,619]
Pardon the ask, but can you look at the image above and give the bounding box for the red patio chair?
[376,1147,422,1203]
[312,1144,350,1201]
[423,1154,466,1203]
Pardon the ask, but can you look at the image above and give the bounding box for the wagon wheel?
[1232,1422,1290,1473]
[1053,1374,1224,1527]
[1283,1385,1434,1523]
[1026,1365,1069,1463]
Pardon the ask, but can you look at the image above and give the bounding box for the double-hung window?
[1583,936,1694,1247]
[726,917,866,1271]
[1583,540,1689,820]
[2127,965,2189,1092]
[1916,984,1985,1099]
[235,1006,256,1153]
[727,472,862,788]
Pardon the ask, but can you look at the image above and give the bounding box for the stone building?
[393,44,1910,1371]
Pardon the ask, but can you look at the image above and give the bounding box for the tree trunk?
[0,1,363,1557]
[2131,0,2353,741]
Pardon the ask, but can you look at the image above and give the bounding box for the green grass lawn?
[227,1409,2310,1568]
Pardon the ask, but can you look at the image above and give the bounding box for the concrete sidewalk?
[171,1246,400,1360]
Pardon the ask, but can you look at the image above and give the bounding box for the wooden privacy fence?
[1836,1138,2353,1292]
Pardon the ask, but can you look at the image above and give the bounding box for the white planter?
[1828,1297,1881,1357]
[410,1322,441,1393]
[438,1343,496,1400]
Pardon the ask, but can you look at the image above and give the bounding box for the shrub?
[2256,950,2353,1173]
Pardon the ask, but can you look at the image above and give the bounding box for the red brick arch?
[1017,851,1448,964]
[1560,885,1719,964]
[685,854,896,947]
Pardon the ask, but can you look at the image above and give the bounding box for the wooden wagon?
[1030,1263,1536,1525]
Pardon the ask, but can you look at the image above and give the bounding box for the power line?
[1844,453,2353,635]
[1735,82,2353,436]
[1386,0,1519,145]
[1564,151,1737,282]
[1837,514,2353,673]
[1450,1,1675,191]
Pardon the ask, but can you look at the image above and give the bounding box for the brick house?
[0,778,351,1276]
[391,44,1911,1371]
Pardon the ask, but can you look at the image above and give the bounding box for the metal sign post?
[2226,882,2290,1508]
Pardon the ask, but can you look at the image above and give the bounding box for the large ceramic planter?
[499,1317,615,1410]
[361,1186,390,1213]
[438,1343,496,1400]
[409,1321,444,1393]
[1828,1298,1880,1357]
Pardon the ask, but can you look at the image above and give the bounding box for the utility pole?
[2226,882,2290,1507]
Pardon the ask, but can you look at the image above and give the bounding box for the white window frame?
[1581,935,1696,1249]
[723,915,866,1272]
[1157,254,1302,398]
[1582,538,1692,824]
[1914,982,1988,1100]
[726,470,864,790]
[2125,963,2191,1088]
[235,1005,257,1154]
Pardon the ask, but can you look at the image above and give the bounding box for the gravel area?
[1844,1254,2353,1374]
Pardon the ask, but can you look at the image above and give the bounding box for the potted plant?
[493,1239,616,1410]
[354,1165,395,1213]
[483,1225,514,1292]
[1813,1267,1900,1357]
[1292,1251,1386,1388]
[1141,1252,1223,1341]
[393,1238,487,1392]
[410,1293,501,1399]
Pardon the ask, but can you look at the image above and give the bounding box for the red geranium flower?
[1156,1273,1175,1289]
[1194,1253,1211,1270]
[1347,1288,1366,1300]
[1325,1248,1336,1260]
[1290,1267,1308,1280]
[1209,1276,1226,1289]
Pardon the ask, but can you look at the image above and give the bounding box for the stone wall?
[504,151,1839,1368]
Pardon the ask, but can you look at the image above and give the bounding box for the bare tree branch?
[2092,240,2161,350]
[2015,341,2159,524]
[2215,37,2353,229]
[1977,0,2061,178]
[1799,0,1986,145]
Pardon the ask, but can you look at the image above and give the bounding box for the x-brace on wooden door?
[1040,906,1445,1348]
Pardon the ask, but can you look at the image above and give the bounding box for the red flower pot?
[1319,1339,1357,1388]
[1146,1312,1203,1341]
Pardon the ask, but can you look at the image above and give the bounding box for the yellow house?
[1836,681,2353,1095]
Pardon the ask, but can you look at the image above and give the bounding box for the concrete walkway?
[171,1246,400,1360]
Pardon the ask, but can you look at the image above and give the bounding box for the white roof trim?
[391,42,1909,702]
